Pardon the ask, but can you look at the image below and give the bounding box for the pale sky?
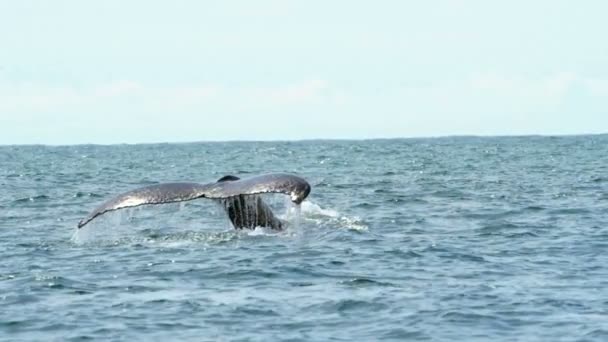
[0,0,607,145]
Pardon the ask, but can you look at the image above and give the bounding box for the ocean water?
[1,136,607,341]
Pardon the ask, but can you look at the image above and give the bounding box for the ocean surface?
[1,136,607,341]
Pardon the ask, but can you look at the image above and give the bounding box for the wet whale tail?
[77,173,311,230]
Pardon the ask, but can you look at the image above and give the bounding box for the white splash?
[293,201,369,232]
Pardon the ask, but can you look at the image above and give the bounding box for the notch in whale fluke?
[76,173,311,229]
[217,175,240,182]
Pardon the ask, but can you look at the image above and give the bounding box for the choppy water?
[1,136,607,341]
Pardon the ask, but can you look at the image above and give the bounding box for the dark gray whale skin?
[77,173,311,229]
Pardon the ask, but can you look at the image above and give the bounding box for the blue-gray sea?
[1,136,607,341]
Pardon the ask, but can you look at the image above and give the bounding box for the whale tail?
[77,173,310,230]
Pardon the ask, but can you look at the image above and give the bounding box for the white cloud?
[395,72,605,118]
[469,72,578,99]
[582,78,608,96]
[93,80,143,97]
[243,79,331,107]
[0,79,339,114]
[0,81,143,112]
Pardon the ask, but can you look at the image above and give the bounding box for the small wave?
[381,329,429,340]
[0,320,35,329]
[288,281,315,287]
[548,207,591,215]
[524,205,545,211]
[384,248,423,259]
[478,220,521,235]
[313,299,389,313]
[30,274,96,294]
[506,231,539,238]
[585,329,608,338]
[439,252,486,263]
[13,195,50,203]
[353,202,379,209]
[0,274,17,281]
[71,226,241,247]
[233,307,280,317]
[298,201,369,231]
[441,311,499,323]
[339,278,396,287]
[6,173,24,178]
[72,192,103,198]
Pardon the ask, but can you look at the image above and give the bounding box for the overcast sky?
[1,0,607,145]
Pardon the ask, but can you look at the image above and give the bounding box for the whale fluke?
[77,173,310,229]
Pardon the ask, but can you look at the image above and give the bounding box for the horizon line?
[2,132,606,147]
